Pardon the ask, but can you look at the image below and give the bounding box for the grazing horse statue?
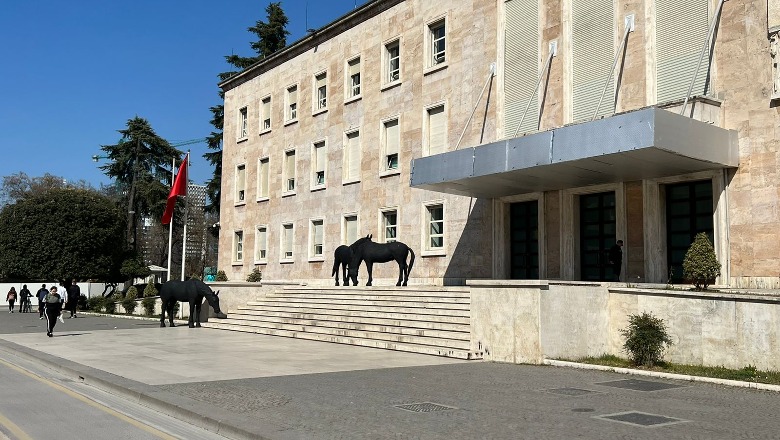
[348,239,415,286]
[332,234,372,286]
[159,279,225,328]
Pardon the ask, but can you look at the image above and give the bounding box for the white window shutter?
[385,119,399,155]
[347,132,360,179]
[346,217,357,243]
[428,106,446,155]
[572,0,614,122]
[316,144,326,172]
[504,0,539,137]
[656,0,710,102]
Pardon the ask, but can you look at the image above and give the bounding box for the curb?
[0,339,275,440]
[544,359,780,392]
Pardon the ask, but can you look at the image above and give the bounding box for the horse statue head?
[196,280,223,316]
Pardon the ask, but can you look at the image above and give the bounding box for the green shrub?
[143,283,158,297]
[682,232,721,290]
[78,294,87,311]
[246,268,262,282]
[621,312,673,367]
[216,270,228,281]
[104,293,120,314]
[122,287,138,315]
[87,296,105,313]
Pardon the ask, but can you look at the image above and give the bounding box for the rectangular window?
[310,219,324,257]
[313,141,326,187]
[235,164,246,203]
[261,96,271,131]
[315,73,327,110]
[572,0,614,122]
[234,230,244,262]
[286,85,298,121]
[385,40,400,83]
[426,204,444,250]
[347,57,361,98]
[255,226,267,261]
[504,0,539,137]
[257,157,269,199]
[345,130,360,181]
[656,0,710,102]
[284,150,296,193]
[429,19,446,67]
[238,107,248,138]
[344,215,358,244]
[426,105,446,156]
[282,223,294,260]
[382,118,400,171]
[382,209,397,243]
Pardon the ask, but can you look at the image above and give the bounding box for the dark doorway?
[665,180,713,283]
[580,192,616,281]
[510,201,539,279]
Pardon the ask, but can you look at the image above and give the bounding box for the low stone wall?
[468,280,780,371]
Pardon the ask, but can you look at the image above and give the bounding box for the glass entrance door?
[666,180,713,283]
[580,192,616,281]
[509,201,539,279]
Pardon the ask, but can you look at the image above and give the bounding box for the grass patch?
[571,354,780,386]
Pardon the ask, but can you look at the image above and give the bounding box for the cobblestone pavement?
[1,312,779,440]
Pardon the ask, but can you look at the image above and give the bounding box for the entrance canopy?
[410,107,738,198]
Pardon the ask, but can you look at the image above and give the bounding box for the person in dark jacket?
[36,284,48,319]
[609,240,624,281]
[19,284,31,313]
[44,286,63,337]
[65,279,80,318]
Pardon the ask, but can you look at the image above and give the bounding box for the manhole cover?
[133,323,159,326]
[544,387,600,396]
[394,402,457,413]
[596,411,688,427]
[572,408,595,413]
[596,379,685,392]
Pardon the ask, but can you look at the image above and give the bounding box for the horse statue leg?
[160,298,167,327]
[342,263,350,286]
[194,298,202,328]
[168,301,176,327]
[396,260,406,286]
[366,261,374,286]
[188,300,196,328]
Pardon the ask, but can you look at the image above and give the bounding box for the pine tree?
[682,232,721,290]
[204,2,290,213]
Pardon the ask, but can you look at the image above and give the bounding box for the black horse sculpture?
[332,234,372,286]
[348,239,415,286]
[159,279,225,328]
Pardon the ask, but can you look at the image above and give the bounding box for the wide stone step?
[219,313,470,339]
[232,306,471,325]
[278,287,471,298]
[266,293,471,304]
[228,310,470,331]
[201,321,481,360]
[244,301,470,317]
[210,317,470,348]
[259,297,470,309]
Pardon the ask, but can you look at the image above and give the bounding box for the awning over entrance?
[410,107,738,198]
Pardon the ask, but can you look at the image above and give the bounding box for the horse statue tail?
[331,257,340,277]
[407,246,415,280]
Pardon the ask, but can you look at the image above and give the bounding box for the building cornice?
[219,0,404,92]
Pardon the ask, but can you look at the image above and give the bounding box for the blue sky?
[0,0,368,188]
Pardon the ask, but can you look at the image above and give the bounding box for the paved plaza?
[0,312,778,439]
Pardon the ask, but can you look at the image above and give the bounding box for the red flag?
[161,155,188,225]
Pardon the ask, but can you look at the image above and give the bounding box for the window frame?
[345,56,362,103]
[379,207,399,243]
[235,163,246,205]
[422,201,445,256]
[313,71,328,115]
[254,224,268,264]
[343,129,361,184]
[311,139,327,191]
[238,106,249,140]
[282,148,296,196]
[233,229,244,264]
[259,95,272,134]
[382,38,402,89]
[284,84,299,125]
[256,156,269,201]
[423,102,447,157]
[342,213,360,245]
[380,115,401,176]
[424,16,448,74]
[309,218,325,261]
[280,222,295,263]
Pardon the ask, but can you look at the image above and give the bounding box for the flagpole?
[180,152,190,281]
[166,157,175,282]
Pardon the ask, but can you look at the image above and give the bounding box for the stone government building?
[217,0,780,289]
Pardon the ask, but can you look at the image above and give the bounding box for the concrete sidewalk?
[1,313,780,439]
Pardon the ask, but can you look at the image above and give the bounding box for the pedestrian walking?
[36,284,48,319]
[65,279,80,318]
[6,287,17,313]
[43,286,63,337]
[609,239,624,282]
[19,284,31,313]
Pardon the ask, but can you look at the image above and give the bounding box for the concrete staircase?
[202,286,482,360]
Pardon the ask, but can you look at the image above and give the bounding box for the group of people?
[6,280,81,337]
